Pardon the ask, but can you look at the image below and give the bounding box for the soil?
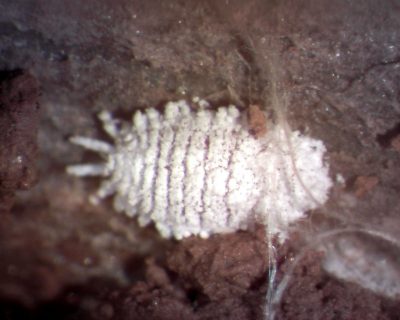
[0,70,40,212]
[0,1,400,319]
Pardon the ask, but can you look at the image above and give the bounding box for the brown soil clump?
[0,70,40,212]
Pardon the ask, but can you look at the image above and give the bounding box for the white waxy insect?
[67,100,332,240]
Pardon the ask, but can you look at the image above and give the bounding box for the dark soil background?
[0,1,400,319]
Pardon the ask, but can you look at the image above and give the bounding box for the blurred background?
[0,1,399,319]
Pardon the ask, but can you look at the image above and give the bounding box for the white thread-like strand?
[67,100,332,240]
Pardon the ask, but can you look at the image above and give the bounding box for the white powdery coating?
[67,100,332,240]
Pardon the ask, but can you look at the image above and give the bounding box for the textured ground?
[0,1,400,319]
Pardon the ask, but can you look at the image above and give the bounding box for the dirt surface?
[0,0,400,319]
[0,70,40,212]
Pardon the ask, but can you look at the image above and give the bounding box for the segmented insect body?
[67,100,332,240]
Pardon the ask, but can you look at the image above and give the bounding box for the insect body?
[67,100,332,240]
